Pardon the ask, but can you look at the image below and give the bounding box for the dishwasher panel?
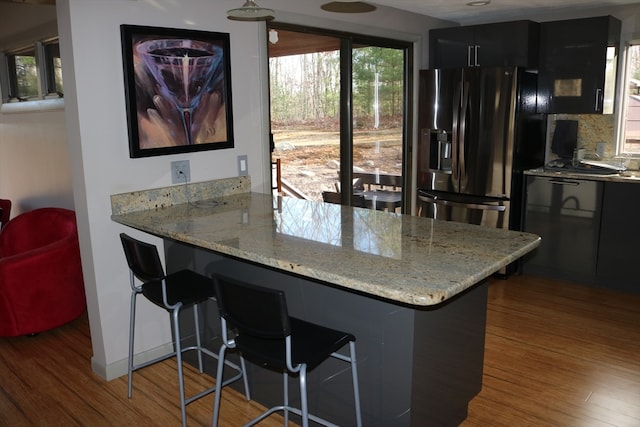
[522,175,603,283]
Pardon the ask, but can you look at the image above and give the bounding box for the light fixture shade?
[321,1,376,13]
[227,0,275,21]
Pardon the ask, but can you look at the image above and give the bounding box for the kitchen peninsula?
[111,177,540,426]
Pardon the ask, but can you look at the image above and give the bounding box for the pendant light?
[227,0,275,21]
[321,1,376,13]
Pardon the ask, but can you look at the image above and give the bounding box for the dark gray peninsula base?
[167,241,487,427]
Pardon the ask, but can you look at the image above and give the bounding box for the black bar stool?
[211,274,362,427]
[119,233,248,427]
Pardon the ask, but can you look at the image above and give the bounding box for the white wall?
[0,103,74,216]
[0,4,70,219]
[56,0,440,379]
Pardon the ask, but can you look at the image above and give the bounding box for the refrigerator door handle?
[459,80,470,187]
[418,193,507,212]
[452,79,462,184]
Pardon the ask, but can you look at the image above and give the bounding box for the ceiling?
[368,0,640,25]
[1,0,639,25]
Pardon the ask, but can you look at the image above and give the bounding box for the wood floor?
[0,274,638,426]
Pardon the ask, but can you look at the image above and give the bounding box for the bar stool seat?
[211,274,362,427]
[119,233,247,427]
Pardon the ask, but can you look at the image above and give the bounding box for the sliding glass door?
[267,24,411,212]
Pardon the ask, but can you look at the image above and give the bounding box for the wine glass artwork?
[121,25,234,157]
[136,38,223,146]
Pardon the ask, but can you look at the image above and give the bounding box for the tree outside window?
[9,49,39,100]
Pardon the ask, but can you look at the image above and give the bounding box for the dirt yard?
[272,128,403,200]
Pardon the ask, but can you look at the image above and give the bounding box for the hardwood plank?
[462,275,640,427]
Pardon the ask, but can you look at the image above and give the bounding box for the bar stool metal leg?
[283,372,289,426]
[127,283,137,399]
[172,307,188,427]
[350,342,363,427]
[299,366,309,427]
[193,303,203,373]
[211,344,227,427]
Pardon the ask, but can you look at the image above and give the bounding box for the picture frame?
[120,25,234,158]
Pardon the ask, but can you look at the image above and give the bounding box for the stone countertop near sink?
[525,167,640,183]
[112,190,540,307]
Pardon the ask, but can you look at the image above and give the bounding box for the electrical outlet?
[171,160,190,184]
[237,155,248,176]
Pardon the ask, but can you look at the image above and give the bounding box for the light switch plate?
[238,155,248,176]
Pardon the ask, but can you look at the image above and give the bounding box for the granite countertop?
[111,191,540,307]
[525,167,640,183]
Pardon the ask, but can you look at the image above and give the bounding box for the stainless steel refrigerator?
[417,66,545,231]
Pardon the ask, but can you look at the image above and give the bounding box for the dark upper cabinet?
[537,16,621,114]
[429,21,539,69]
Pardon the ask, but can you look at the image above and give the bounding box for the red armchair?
[0,208,86,336]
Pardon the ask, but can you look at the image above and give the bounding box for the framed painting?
[120,25,234,158]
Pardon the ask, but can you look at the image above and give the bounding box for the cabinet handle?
[549,179,580,186]
[595,88,602,111]
[467,46,473,67]
[474,45,480,67]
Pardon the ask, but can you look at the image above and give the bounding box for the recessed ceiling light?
[467,0,491,6]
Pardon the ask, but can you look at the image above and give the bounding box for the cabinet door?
[430,21,538,69]
[429,26,475,69]
[538,16,620,114]
[596,182,640,293]
[474,21,538,68]
[523,176,602,283]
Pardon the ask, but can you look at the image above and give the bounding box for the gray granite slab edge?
[110,176,251,215]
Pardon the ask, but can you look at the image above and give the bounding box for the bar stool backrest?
[120,233,165,283]
[214,275,290,340]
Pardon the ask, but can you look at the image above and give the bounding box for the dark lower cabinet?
[523,175,640,293]
[523,176,602,284]
[596,182,640,293]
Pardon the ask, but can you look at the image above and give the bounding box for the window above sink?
[617,41,640,158]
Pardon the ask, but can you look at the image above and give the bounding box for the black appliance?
[417,66,545,231]
[550,119,578,160]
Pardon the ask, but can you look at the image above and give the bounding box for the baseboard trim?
[91,342,174,381]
